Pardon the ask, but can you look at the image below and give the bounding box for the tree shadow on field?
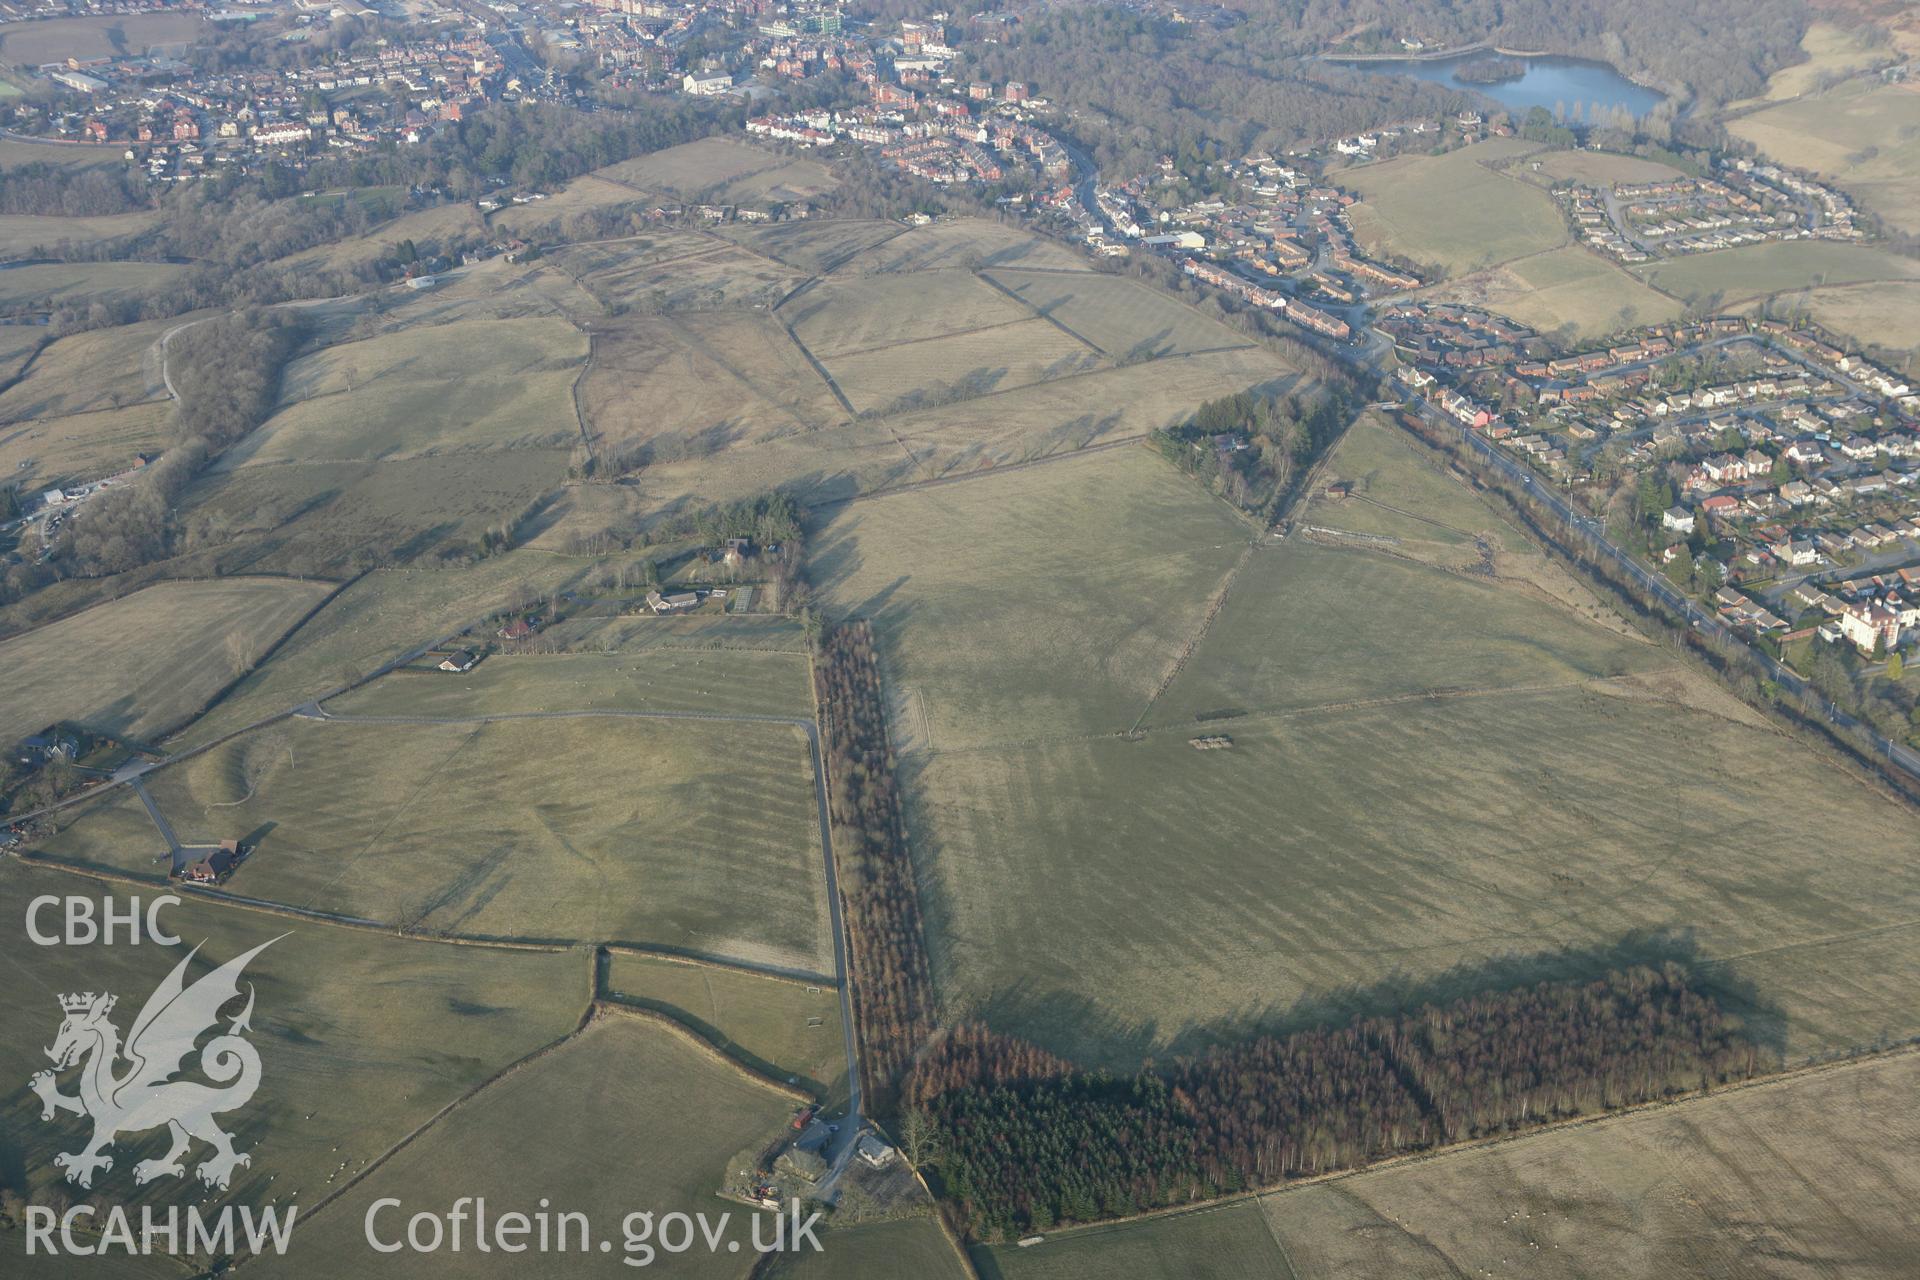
[976,928,1789,1074]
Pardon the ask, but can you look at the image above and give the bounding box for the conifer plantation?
[906,965,1759,1239]
[814,619,936,1108]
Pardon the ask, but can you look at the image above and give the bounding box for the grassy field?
[1633,239,1920,307]
[1755,20,1897,102]
[979,269,1252,360]
[581,310,843,458]
[0,11,204,65]
[1746,280,1920,359]
[326,648,815,720]
[825,318,1103,415]
[0,318,42,379]
[910,680,1920,1070]
[0,398,172,489]
[837,419,1920,1071]
[553,234,804,312]
[1146,543,1664,724]
[0,261,185,310]
[252,1012,797,1278]
[274,202,484,274]
[596,137,807,198]
[219,317,586,467]
[715,220,905,274]
[1425,246,1685,341]
[984,1051,1920,1279]
[1728,79,1920,233]
[837,218,1095,275]
[601,342,1295,520]
[606,952,848,1103]
[176,551,660,746]
[487,174,645,237]
[44,713,832,971]
[0,313,181,421]
[1307,413,1523,548]
[0,209,162,259]
[786,271,1032,357]
[718,156,840,205]
[768,1218,972,1279]
[0,576,333,744]
[1523,149,1687,187]
[182,448,573,575]
[0,139,121,172]
[810,446,1249,753]
[0,859,589,1238]
[1343,139,1566,277]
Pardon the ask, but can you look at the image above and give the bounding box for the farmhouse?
[645,590,701,614]
[439,649,478,673]
[181,840,246,885]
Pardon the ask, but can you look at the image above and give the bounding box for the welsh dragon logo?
[29,937,281,1192]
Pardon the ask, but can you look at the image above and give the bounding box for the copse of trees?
[907,965,1757,1239]
[56,309,304,578]
[1154,384,1359,518]
[814,619,936,1110]
[0,164,151,218]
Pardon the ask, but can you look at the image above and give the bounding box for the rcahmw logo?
[22,935,300,1260]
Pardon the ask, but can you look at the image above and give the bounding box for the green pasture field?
[714,220,905,274]
[910,681,1920,1070]
[810,445,1249,753]
[1522,148,1687,187]
[784,271,1033,358]
[1425,245,1685,340]
[0,260,184,310]
[0,12,204,65]
[218,317,587,467]
[0,398,171,490]
[1752,20,1897,102]
[44,714,833,971]
[486,173,646,237]
[979,268,1251,360]
[273,201,484,273]
[175,550,660,747]
[1343,139,1567,277]
[985,1051,1920,1279]
[823,318,1103,416]
[0,313,182,421]
[979,1199,1289,1279]
[0,139,120,172]
[606,952,848,1103]
[1729,78,1920,232]
[601,343,1297,522]
[180,447,573,575]
[769,1218,972,1279]
[0,210,162,259]
[595,136,799,197]
[1747,280,1920,357]
[580,311,844,458]
[252,1012,798,1279]
[0,319,43,380]
[326,649,815,720]
[1633,240,1920,308]
[1147,542,1663,725]
[836,218,1096,275]
[718,155,839,205]
[0,576,333,744]
[0,860,589,1245]
[1306,412,1522,547]
[550,236,804,312]
[539,613,808,653]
